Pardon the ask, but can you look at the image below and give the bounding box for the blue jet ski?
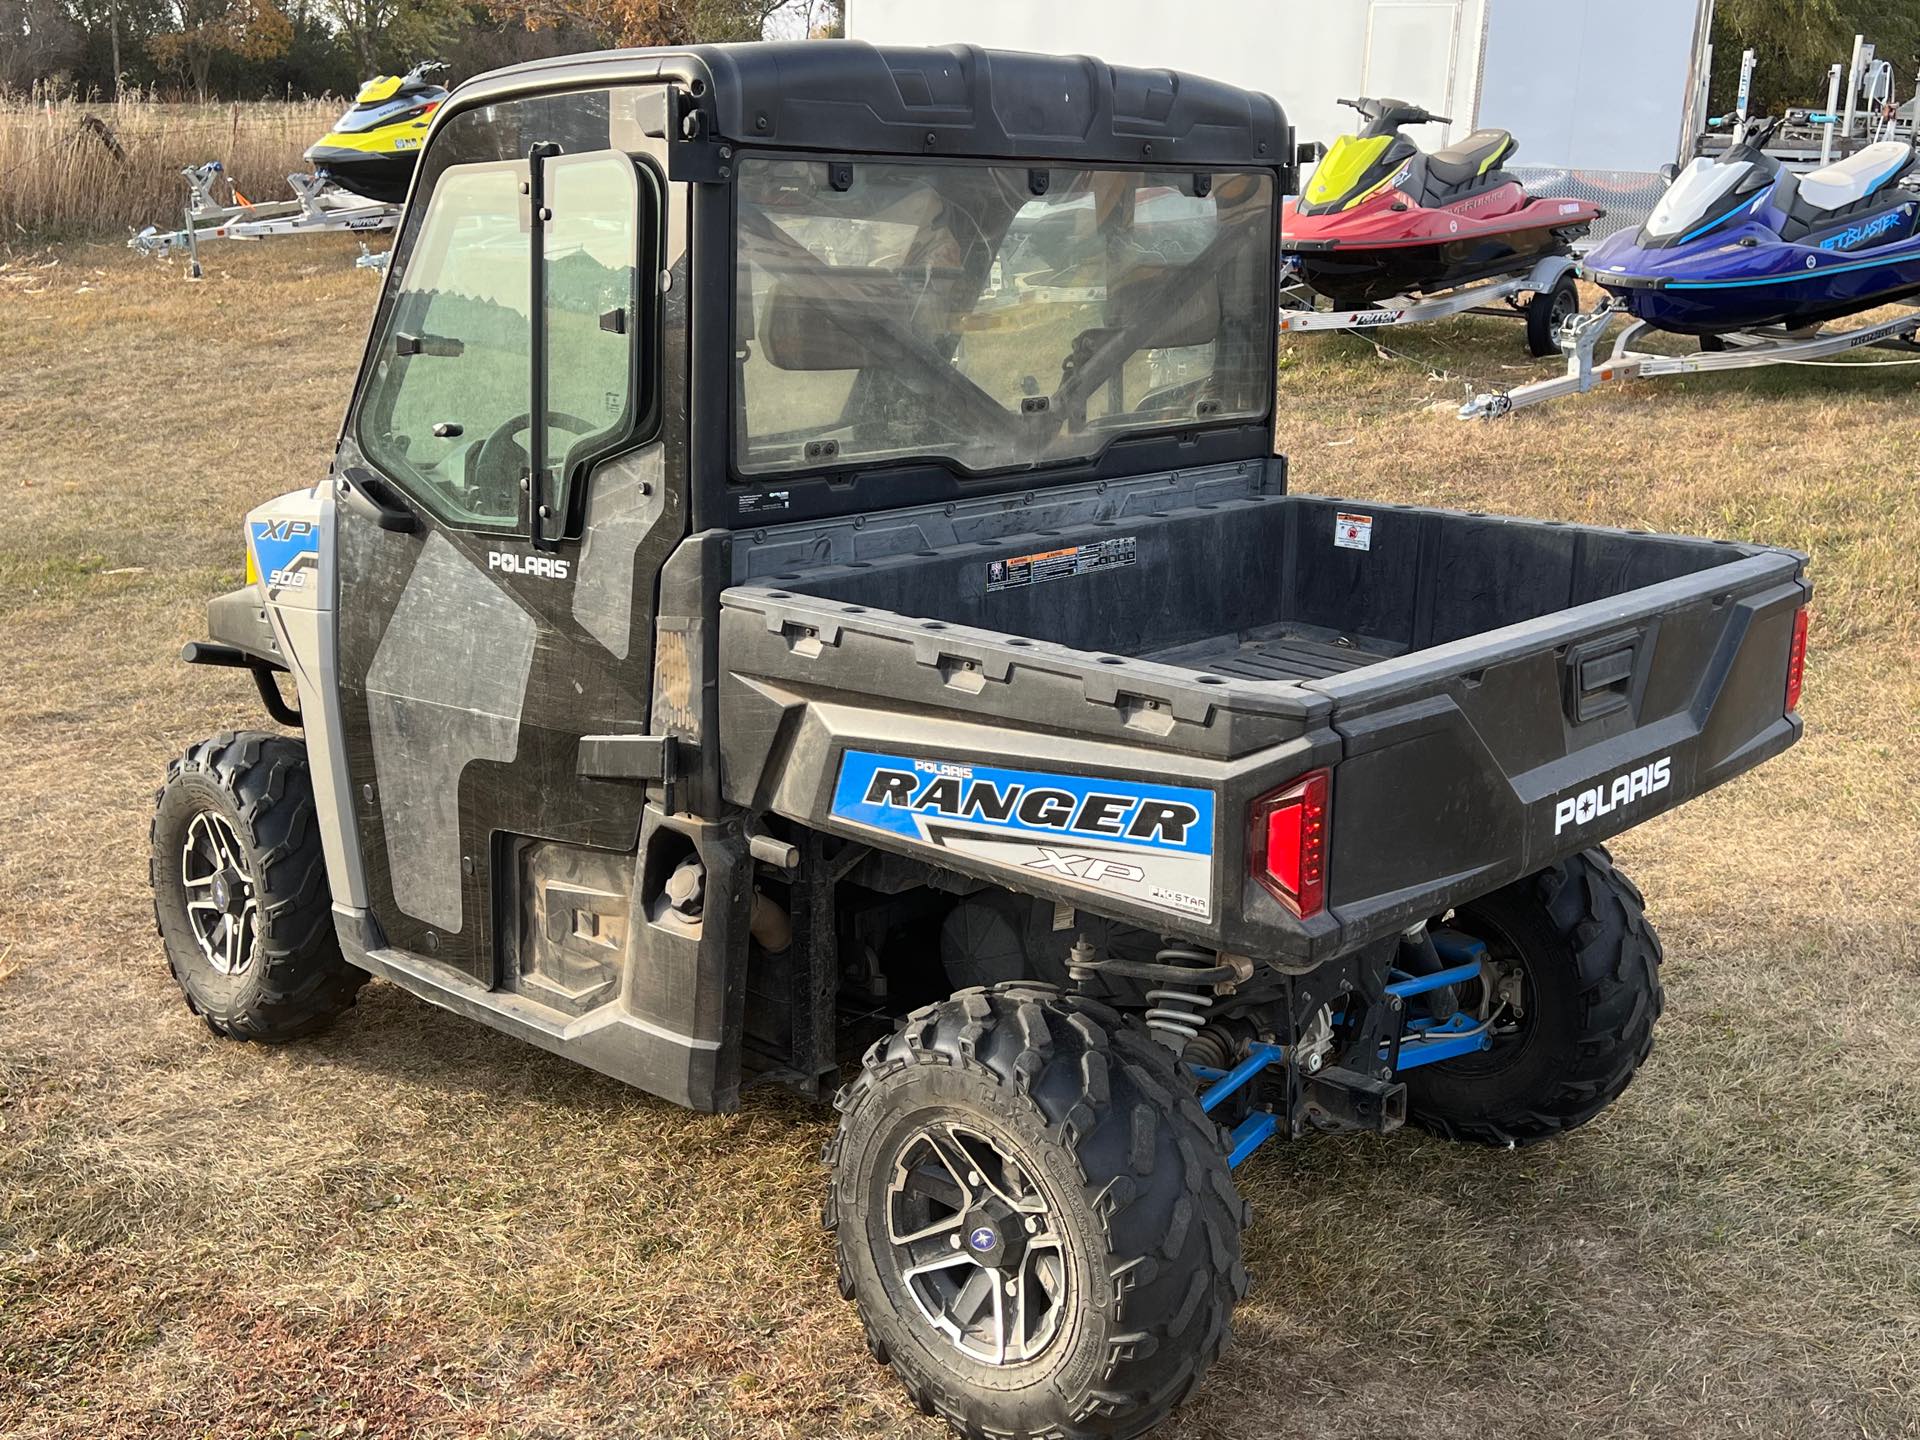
[1584,113,1920,336]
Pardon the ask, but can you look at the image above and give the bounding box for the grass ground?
[1,238,1917,1439]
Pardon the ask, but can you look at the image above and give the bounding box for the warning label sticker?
[1334,512,1373,551]
[986,535,1137,592]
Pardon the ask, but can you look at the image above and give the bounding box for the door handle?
[340,467,419,534]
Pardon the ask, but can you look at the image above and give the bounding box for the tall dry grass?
[0,91,339,246]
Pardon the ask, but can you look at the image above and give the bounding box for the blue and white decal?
[1817,204,1910,251]
[831,751,1216,919]
[249,517,320,600]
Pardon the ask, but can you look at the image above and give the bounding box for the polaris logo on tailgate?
[1554,756,1671,835]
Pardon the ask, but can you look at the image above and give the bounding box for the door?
[332,89,677,983]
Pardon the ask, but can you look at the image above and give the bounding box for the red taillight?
[1249,768,1329,918]
[1785,605,1809,712]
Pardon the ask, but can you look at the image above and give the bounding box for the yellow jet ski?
[304,61,449,205]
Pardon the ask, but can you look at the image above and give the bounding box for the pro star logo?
[1553,756,1671,835]
[968,1226,996,1252]
[489,550,571,581]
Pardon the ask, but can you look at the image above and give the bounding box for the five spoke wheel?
[181,809,257,977]
[886,1121,1068,1367]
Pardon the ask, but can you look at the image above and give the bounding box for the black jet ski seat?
[1426,128,1517,188]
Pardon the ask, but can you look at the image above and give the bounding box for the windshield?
[1642,156,1765,242]
[734,158,1274,478]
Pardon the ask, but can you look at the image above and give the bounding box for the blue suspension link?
[1186,933,1497,1166]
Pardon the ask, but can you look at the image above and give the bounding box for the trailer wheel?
[1525,273,1581,357]
[151,731,365,1041]
[824,983,1248,1439]
[1406,848,1663,1146]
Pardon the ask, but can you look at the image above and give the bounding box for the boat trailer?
[129,162,398,277]
[1277,253,1580,350]
[1460,296,1920,418]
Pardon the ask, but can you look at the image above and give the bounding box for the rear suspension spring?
[1142,945,1219,1052]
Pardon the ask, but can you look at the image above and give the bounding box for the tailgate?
[1308,548,1809,942]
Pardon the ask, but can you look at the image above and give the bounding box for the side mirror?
[1296,139,1326,165]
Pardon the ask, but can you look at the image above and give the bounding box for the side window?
[541,151,642,523]
[358,162,531,530]
[357,148,646,533]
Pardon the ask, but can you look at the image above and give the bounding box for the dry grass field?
[0,96,336,243]
[1,238,1917,1440]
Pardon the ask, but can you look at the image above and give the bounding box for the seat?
[1426,128,1516,188]
[1796,141,1916,213]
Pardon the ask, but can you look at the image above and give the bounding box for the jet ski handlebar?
[1336,96,1451,129]
[1705,111,1790,153]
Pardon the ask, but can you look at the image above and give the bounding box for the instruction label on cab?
[986,536,1137,592]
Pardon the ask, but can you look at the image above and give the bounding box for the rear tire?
[151,731,365,1041]
[1405,848,1663,1146]
[824,983,1247,1439]
[1525,272,1581,357]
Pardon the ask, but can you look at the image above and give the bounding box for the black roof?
[461,40,1289,170]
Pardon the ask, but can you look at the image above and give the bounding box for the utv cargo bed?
[719,461,1808,965]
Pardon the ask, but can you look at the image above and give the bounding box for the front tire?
[825,983,1247,1439]
[150,731,365,1041]
[1406,848,1663,1146]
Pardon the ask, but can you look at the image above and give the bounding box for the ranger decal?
[831,751,1216,919]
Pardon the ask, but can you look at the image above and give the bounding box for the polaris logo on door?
[1553,756,1671,835]
[489,551,570,580]
[831,752,1215,919]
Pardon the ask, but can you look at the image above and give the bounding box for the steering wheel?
[471,409,600,514]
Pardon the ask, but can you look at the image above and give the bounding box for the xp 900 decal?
[830,751,1216,919]
[249,518,320,602]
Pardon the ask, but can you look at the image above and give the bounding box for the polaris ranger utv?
[151,41,1812,1440]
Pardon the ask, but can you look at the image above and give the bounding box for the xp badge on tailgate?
[831,751,1216,919]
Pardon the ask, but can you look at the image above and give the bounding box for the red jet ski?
[1283,97,1604,306]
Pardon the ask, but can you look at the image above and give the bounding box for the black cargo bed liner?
[1146,623,1399,681]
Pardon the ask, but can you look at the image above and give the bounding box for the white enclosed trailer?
[847,0,1712,240]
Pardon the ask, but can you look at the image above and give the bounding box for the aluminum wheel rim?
[885,1120,1070,1367]
[181,810,258,977]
